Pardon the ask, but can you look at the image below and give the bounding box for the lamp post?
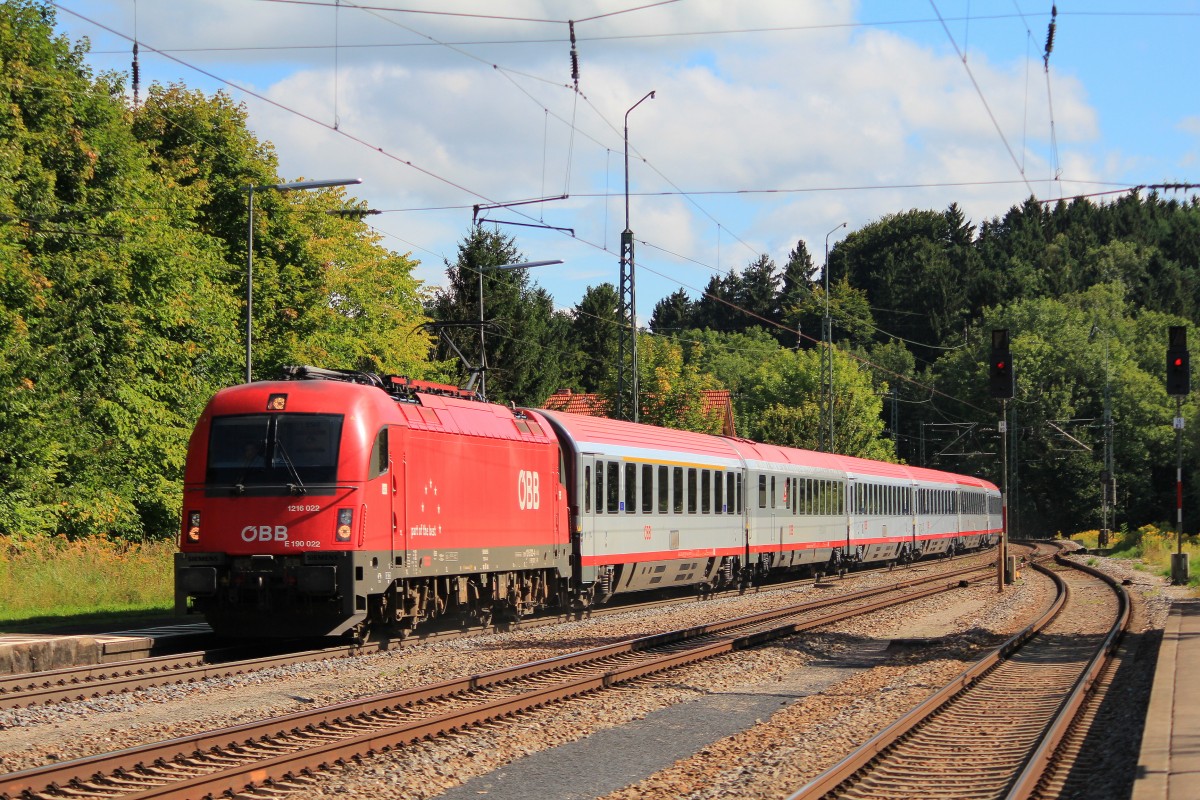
[244,177,362,383]
[618,90,655,423]
[478,259,563,402]
[822,222,847,452]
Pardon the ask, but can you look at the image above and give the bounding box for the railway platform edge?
[1133,600,1200,800]
[0,623,206,675]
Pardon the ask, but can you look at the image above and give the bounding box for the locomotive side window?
[673,467,684,513]
[625,463,637,514]
[606,461,620,513]
[368,427,389,480]
[207,413,343,495]
[658,465,669,513]
[758,475,767,509]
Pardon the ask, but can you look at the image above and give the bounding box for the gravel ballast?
[0,549,1185,800]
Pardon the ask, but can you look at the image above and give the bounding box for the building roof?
[541,388,737,437]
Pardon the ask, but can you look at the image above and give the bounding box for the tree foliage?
[0,3,432,540]
[428,226,571,406]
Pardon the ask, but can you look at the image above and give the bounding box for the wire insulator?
[131,41,140,107]
[569,20,579,87]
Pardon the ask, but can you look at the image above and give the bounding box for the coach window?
[595,463,604,514]
[736,473,744,513]
[714,470,724,513]
[727,472,736,514]
[699,469,710,513]
[606,461,620,513]
[658,465,669,513]
[642,464,654,514]
[792,478,798,514]
[673,467,684,514]
[687,468,698,514]
[584,465,592,513]
[625,463,636,514]
[368,427,389,480]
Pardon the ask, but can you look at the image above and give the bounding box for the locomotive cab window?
[206,413,343,495]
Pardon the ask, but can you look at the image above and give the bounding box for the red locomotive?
[176,366,1001,639]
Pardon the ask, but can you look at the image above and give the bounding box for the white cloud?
[69,0,1166,314]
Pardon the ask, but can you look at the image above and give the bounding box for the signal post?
[989,329,1014,591]
[1168,326,1190,584]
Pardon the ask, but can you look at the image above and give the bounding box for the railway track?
[0,549,1011,711]
[787,552,1128,800]
[0,559,1004,800]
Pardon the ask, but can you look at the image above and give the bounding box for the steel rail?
[0,563,997,800]
[0,548,1015,710]
[785,552,1127,800]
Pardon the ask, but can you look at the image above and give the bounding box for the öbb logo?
[242,525,288,542]
[517,470,540,510]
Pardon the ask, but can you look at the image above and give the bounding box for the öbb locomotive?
[175,366,1002,639]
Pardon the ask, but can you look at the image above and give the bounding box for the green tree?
[568,283,621,393]
[649,288,695,334]
[0,2,244,539]
[741,346,896,460]
[628,334,725,434]
[429,226,569,405]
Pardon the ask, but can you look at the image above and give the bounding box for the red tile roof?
[540,389,736,437]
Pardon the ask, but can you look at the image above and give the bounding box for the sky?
[49,0,1200,324]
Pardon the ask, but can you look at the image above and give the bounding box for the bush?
[0,534,174,622]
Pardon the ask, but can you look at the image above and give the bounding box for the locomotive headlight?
[335,508,353,542]
[186,510,201,543]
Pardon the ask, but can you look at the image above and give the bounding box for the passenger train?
[175,366,1002,639]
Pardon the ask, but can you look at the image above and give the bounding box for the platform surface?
[1134,600,1200,800]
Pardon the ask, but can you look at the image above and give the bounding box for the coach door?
[578,455,598,583]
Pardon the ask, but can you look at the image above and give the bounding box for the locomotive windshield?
[206,413,344,495]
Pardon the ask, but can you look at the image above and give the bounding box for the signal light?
[1167,326,1190,397]
[989,329,1014,399]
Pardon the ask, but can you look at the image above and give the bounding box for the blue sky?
[51,1,1200,323]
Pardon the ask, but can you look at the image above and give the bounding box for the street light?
[478,259,563,402]
[619,89,655,423]
[244,177,363,383]
[822,221,847,452]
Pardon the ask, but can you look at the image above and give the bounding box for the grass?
[1070,524,1200,590]
[0,534,176,629]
